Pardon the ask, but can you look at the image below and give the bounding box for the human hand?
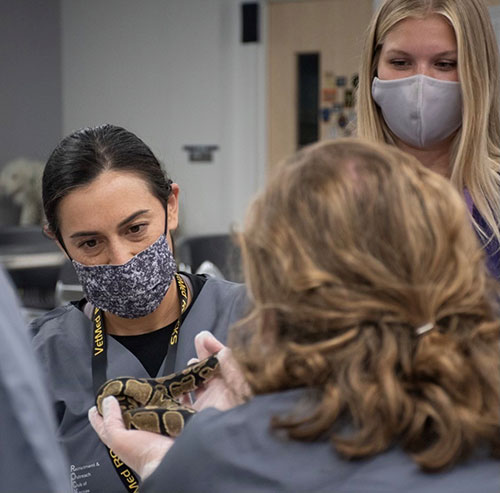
[88,396,174,481]
[189,331,251,412]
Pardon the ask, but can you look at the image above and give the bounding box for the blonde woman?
[356,0,500,278]
[90,139,500,493]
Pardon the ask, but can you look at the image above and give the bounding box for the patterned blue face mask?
[72,234,177,319]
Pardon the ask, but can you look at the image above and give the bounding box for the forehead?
[382,14,457,52]
[57,170,163,234]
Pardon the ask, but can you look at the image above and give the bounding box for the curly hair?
[231,138,500,471]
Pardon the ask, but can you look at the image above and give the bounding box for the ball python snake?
[95,354,219,436]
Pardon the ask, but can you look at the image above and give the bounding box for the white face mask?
[371,74,462,148]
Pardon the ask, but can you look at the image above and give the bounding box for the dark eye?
[128,223,146,234]
[390,59,410,67]
[435,60,457,71]
[79,239,98,249]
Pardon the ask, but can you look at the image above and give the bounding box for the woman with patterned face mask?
[356,0,500,279]
[31,124,247,493]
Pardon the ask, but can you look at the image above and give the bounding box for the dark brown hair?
[42,124,172,243]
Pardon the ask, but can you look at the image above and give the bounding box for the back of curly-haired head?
[232,138,500,471]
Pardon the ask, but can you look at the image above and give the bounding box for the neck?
[104,275,190,336]
[395,137,453,178]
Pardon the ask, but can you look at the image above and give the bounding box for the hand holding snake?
[89,332,250,480]
[94,353,220,436]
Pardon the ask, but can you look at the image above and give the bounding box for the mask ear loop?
[163,209,168,237]
[56,230,73,261]
[164,179,173,237]
[43,223,73,260]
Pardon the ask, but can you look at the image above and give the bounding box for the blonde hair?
[356,0,500,247]
[233,139,500,471]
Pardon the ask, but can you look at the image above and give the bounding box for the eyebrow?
[383,49,457,57]
[69,209,151,239]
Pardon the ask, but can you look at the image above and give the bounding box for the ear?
[166,183,180,233]
[43,224,71,260]
[42,223,61,246]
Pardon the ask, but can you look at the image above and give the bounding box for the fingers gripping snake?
[95,355,219,436]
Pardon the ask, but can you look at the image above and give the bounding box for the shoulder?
[177,276,248,350]
[198,276,248,307]
[143,390,329,493]
[30,303,91,350]
[146,390,500,493]
[171,391,303,453]
[188,389,312,442]
[185,276,248,322]
[185,391,312,455]
[30,303,80,334]
[200,276,246,294]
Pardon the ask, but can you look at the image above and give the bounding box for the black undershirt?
[111,321,177,377]
[75,273,208,377]
[111,272,207,376]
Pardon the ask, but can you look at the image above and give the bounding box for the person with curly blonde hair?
[90,139,500,493]
[357,0,500,278]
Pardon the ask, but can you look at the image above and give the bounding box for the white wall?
[61,0,266,238]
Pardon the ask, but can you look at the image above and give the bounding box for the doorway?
[267,0,373,168]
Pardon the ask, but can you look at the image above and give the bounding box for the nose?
[416,63,432,78]
[106,240,136,266]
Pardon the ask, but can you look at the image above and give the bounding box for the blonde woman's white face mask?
[372,74,462,149]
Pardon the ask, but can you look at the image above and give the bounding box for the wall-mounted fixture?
[183,145,219,163]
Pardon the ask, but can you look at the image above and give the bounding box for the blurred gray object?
[176,233,243,283]
[0,266,71,492]
[0,196,21,226]
[0,226,65,310]
[195,260,225,279]
[0,158,45,226]
[55,259,83,306]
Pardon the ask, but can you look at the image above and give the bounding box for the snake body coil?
[95,355,219,436]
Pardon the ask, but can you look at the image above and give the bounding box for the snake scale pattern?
[95,355,219,436]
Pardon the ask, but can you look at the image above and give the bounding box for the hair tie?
[415,322,434,336]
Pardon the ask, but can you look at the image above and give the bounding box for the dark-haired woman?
[31,124,247,493]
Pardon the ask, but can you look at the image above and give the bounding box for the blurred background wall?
[1,0,500,236]
[1,0,266,237]
[61,0,267,237]
[0,0,62,165]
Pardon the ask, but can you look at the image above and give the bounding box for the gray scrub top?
[144,388,500,493]
[0,267,70,493]
[31,276,247,493]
